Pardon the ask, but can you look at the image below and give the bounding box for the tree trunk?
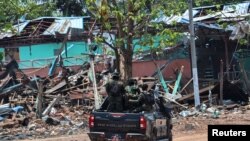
[119,48,132,81]
[114,49,120,73]
[119,0,134,81]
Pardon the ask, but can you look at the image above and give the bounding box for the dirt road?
[19,132,208,141]
[18,106,250,141]
[174,133,207,141]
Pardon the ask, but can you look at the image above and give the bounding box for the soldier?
[105,72,125,112]
[125,79,140,97]
[129,84,155,113]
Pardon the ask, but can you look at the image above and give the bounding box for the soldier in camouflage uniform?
[105,72,125,112]
[125,79,140,97]
[129,84,155,113]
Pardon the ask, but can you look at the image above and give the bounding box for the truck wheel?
[168,131,172,141]
[148,134,157,141]
[150,127,157,141]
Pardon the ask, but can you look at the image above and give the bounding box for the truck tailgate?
[91,112,144,133]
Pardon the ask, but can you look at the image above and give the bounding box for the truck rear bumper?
[88,132,148,141]
[125,133,148,141]
[88,132,105,141]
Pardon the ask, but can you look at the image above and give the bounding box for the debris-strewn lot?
[173,104,250,138]
[0,58,250,141]
[0,60,96,140]
[0,106,90,140]
[9,104,250,141]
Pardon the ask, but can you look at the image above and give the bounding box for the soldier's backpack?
[110,81,121,97]
[143,92,155,105]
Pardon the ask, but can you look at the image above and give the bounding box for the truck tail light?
[89,115,95,128]
[140,116,146,130]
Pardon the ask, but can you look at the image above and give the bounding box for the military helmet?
[111,72,120,79]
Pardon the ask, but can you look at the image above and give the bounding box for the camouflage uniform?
[129,84,154,113]
[125,85,140,96]
[125,79,140,97]
[105,73,125,112]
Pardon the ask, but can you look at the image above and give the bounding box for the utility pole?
[188,0,200,107]
[88,39,101,109]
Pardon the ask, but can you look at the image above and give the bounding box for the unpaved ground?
[18,133,207,141]
[19,133,207,141]
[18,106,250,141]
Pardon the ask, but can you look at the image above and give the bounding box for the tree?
[0,0,55,31]
[86,0,245,80]
[85,0,185,80]
[55,0,85,16]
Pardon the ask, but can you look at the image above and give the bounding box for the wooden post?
[172,66,184,95]
[36,81,43,118]
[179,78,193,94]
[42,94,61,116]
[219,60,224,105]
[223,36,230,80]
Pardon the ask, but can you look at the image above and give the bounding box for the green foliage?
[0,0,56,30]
[56,0,85,16]
[239,38,249,46]
[85,0,245,53]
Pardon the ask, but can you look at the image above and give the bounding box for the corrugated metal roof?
[185,2,249,29]
[221,2,250,20]
[182,9,200,20]
[153,2,250,29]
[223,2,249,14]
[42,18,84,35]
[164,15,183,25]
[43,19,71,35]
[0,17,87,39]
[152,10,199,25]
[0,21,29,39]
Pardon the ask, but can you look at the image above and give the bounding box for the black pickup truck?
[88,96,173,141]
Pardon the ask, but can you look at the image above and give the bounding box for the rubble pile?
[173,104,250,136]
[0,60,99,140]
[0,106,89,140]
[0,58,249,140]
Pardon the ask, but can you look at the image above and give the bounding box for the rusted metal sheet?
[0,75,12,90]
[44,80,67,94]
[69,91,94,100]
[177,85,216,102]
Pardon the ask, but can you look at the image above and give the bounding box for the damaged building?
[0,2,249,140]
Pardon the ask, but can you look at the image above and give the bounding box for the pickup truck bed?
[88,97,172,141]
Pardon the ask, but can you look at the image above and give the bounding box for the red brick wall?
[132,59,191,80]
[21,59,191,80]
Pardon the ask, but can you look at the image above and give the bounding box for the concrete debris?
[0,68,90,140]
[179,110,198,117]
[0,58,249,140]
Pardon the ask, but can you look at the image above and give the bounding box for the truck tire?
[149,127,157,141]
[89,139,97,141]
[168,131,172,141]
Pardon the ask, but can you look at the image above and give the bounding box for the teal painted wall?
[0,48,4,61]
[133,36,160,53]
[18,41,102,69]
